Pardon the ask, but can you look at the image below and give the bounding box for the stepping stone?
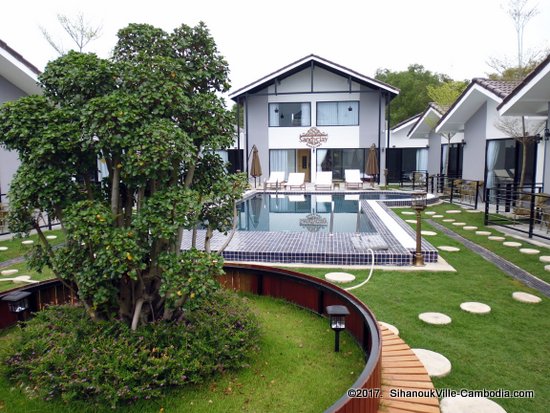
[539,256,550,263]
[420,230,437,236]
[519,248,540,255]
[512,292,542,303]
[1,269,19,276]
[545,265,550,272]
[438,246,460,252]
[325,272,356,283]
[432,214,444,218]
[462,226,478,230]
[401,211,415,215]
[412,348,452,378]
[452,222,466,226]
[488,236,505,241]
[418,312,452,325]
[21,240,34,245]
[0,246,8,251]
[446,210,462,214]
[440,396,507,413]
[405,219,417,224]
[465,209,482,213]
[442,218,455,222]
[379,321,399,336]
[46,235,57,240]
[425,211,436,215]
[475,231,491,236]
[503,241,522,247]
[460,301,491,314]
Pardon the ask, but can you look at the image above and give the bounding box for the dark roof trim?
[0,39,41,75]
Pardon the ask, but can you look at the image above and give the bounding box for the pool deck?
[182,189,439,267]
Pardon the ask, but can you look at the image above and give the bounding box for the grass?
[0,229,65,262]
[0,294,364,413]
[292,208,549,413]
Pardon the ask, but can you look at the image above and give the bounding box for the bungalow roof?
[0,38,42,95]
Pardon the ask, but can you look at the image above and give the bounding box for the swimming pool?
[181,191,439,266]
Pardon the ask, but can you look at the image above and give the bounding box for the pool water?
[237,193,405,234]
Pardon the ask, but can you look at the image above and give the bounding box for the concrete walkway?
[428,219,550,298]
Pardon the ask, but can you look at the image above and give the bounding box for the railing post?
[528,192,536,238]
[450,179,455,204]
[474,180,480,210]
[484,187,490,225]
[412,171,416,191]
[496,184,500,214]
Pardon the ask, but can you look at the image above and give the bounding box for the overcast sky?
[2,0,549,101]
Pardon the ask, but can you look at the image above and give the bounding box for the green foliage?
[375,64,463,126]
[5,289,260,408]
[426,80,468,109]
[0,21,244,325]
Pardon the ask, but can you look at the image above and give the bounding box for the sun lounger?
[264,171,286,189]
[315,171,333,190]
[285,172,306,190]
[345,169,363,189]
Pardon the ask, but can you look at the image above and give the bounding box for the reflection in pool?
[238,193,384,233]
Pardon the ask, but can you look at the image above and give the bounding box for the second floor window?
[317,101,359,126]
[269,103,311,127]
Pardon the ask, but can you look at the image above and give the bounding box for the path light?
[326,305,349,352]
[411,191,427,266]
[2,291,31,321]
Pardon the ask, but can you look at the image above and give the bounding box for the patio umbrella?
[250,145,262,188]
[366,144,379,187]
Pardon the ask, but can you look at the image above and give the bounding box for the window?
[316,148,364,181]
[317,101,359,126]
[270,149,296,176]
[269,103,311,127]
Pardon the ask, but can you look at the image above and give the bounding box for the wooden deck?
[377,324,441,413]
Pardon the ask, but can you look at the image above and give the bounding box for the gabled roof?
[0,39,42,95]
[498,53,550,116]
[408,103,444,139]
[435,78,521,134]
[229,54,399,101]
[391,113,421,134]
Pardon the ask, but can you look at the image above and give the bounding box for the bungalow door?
[297,149,311,182]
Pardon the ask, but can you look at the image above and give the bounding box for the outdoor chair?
[345,169,362,190]
[314,171,333,190]
[264,171,286,190]
[285,172,306,190]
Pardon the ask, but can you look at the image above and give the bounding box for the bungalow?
[434,78,544,191]
[229,55,399,187]
[0,39,42,201]
[498,53,550,192]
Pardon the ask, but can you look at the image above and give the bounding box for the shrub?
[5,289,259,408]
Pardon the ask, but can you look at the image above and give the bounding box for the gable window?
[317,101,359,126]
[269,103,311,127]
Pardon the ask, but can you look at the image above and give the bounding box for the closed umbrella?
[366,144,379,187]
[250,145,262,188]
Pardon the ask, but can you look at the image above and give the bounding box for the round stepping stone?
[545,265,550,272]
[446,210,462,214]
[539,255,550,263]
[438,246,460,252]
[13,275,32,282]
[519,248,540,255]
[465,209,482,213]
[488,236,505,241]
[405,219,417,224]
[432,214,444,218]
[440,396,507,413]
[379,321,399,336]
[452,222,466,226]
[462,226,478,230]
[475,231,491,236]
[460,301,491,314]
[46,235,57,240]
[0,246,8,251]
[412,348,452,378]
[401,211,415,215]
[420,230,437,236]
[325,272,356,283]
[1,269,19,276]
[442,218,455,222]
[418,312,452,325]
[503,241,522,247]
[512,292,542,303]
[21,240,34,245]
[425,211,436,215]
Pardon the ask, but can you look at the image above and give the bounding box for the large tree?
[0,22,247,329]
[375,64,454,127]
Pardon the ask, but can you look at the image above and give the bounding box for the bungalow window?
[269,103,311,127]
[317,101,359,126]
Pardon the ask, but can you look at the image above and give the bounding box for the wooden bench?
[377,324,441,413]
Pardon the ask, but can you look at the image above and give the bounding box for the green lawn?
[0,294,364,413]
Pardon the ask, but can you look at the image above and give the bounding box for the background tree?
[375,64,455,127]
[39,12,102,55]
[0,22,247,329]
